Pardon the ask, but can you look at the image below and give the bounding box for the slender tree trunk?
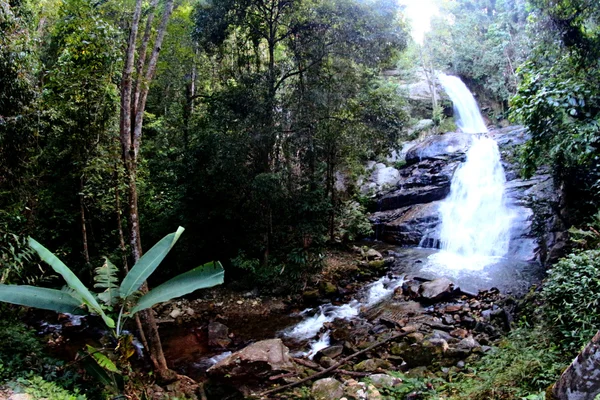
[79,177,90,266]
[119,0,176,379]
[551,330,600,400]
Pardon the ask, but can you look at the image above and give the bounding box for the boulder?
[405,132,472,165]
[312,378,344,400]
[207,339,295,381]
[366,249,383,260]
[208,321,231,348]
[419,278,456,302]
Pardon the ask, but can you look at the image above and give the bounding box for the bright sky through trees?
[399,0,438,44]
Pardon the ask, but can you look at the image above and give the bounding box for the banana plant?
[0,227,224,333]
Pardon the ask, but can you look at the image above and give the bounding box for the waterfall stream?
[427,73,514,270]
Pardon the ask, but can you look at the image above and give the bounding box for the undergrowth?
[440,326,566,399]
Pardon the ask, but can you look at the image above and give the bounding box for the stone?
[302,289,320,301]
[169,308,182,319]
[366,249,383,260]
[343,379,368,400]
[366,384,382,400]
[368,260,386,270]
[368,373,402,388]
[406,332,424,344]
[319,356,337,369]
[8,395,33,400]
[319,345,344,359]
[207,339,295,381]
[312,378,344,400]
[419,278,455,302]
[450,328,469,339]
[405,132,472,165]
[354,358,392,372]
[445,305,462,313]
[208,321,231,348]
[319,281,338,296]
[457,336,480,351]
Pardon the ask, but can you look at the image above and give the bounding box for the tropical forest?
[1,0,600,398]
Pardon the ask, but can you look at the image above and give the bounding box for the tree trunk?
[79,177,90,267]
[119,0,176,380]
[551,330,600,400]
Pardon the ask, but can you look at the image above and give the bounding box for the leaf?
[130,261,224,315]
[86,344,119,373]
[94,257,119,306]
[28,238,115,328]
[119,226,185,300]
[0,284,84,314]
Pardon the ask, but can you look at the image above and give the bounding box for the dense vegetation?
[3,0,600,398]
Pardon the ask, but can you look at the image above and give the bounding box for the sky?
[399,0,440,45]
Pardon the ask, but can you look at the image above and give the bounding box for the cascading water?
[428,74,514,270]
[437,73,488,134]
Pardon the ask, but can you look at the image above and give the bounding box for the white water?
[284,275,404,356]
[428,74,514,271]
[438,73,487,134]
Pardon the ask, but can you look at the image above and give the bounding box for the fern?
[94,257,119,306]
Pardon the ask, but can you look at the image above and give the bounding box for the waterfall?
[428,74,514,270]
[438,73,487,134]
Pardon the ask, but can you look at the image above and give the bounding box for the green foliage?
[442,326,566,400]
[337,200,373,241]
[94,257,119,307]
[372,371,441,399]
[16,376,85,400]
[540,249,600,352]
[568,211,600,249]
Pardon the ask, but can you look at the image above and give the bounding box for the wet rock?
[445,305,461,313]
[207,339,295,381]
[419,278,456,302]
[208,321,231,348]
[312,378,344,400]
[169,308,183,319]
[405,132,472,165]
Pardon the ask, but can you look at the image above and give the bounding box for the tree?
[118,0,177,377]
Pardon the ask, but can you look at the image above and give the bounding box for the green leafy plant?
[541,249,600,352]
[441,326,565,400]
[15,376,85,400]
[0,227,224,390]
[337,200,373,241]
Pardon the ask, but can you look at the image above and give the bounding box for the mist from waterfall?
[428,74,514,270]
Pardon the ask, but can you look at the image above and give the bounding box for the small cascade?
[426,74,514,270]
[283,275,404,356]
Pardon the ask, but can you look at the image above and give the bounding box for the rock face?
[207,339,295,381]
[368,126,564,265]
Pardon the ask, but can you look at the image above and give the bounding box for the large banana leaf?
[0,284,84,314]
[129,261,224,315]
[28,238,115,328]
[120,226,185,300]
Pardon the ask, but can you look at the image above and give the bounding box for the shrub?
[541,249,600,352]
[442,326,565,399]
